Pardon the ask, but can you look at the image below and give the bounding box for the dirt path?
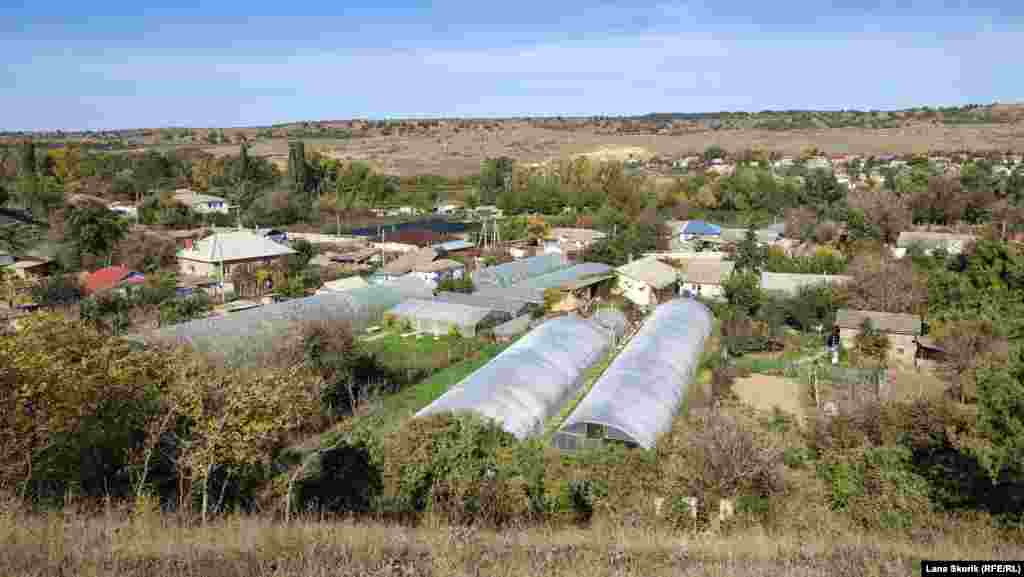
[732,374,807,423]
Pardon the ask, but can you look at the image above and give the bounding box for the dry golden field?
[186,120,1024,177]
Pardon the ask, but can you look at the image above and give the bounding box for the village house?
[680,260,734,300]
[669,220,722,244]
[176,229,297,279]
[615,257,679,307]
[1,253,53,281]
[836,309,922,367]
[410,258,466,289]
[377,247,439,281]
[172,189,230,215]
[542,228,607,257]
[82,265,146,296]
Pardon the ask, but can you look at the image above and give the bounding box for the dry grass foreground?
[186,120,1024,177]
[3,502,1023,577]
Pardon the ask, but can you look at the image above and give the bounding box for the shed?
[416,311,628,439]
[432,240,475,253]
[385,298,510,337]
[553,299,714,450]
[836,308,922,367]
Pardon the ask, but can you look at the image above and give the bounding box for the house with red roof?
[83,266,145,295]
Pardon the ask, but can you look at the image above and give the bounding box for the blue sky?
[1,0,1022,131]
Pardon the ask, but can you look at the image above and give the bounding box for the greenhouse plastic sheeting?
[516,262,613,291]
[471,253,567,289]
[415,310,628,439]
[432,291,531,317]
[386,298,510,337]
[554,299,713,450]
[473,263,613,303]
[140,285,408,365]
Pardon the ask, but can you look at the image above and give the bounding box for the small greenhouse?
[473,263,614,304]
[471,253,567,289]
[552,299,713,451]
[135,285,410,366]
[515,262,614,292]
[415,310,628,439]
[384,299,511,337]
[432,291,532,317]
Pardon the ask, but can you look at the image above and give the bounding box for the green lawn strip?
[363,331,476,373]
[327,340,511,443]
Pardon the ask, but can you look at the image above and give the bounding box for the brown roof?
[836,309,922,335]
[682,260,734,285]
[414,258,464,273]
[381,247,437,275]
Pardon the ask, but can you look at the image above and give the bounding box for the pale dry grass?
[168,120,1024,177]
[2,498,1022,577]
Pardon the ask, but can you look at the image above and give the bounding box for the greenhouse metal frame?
[385,298,512,337]
[553,299,713,450]
[415,310,628,439]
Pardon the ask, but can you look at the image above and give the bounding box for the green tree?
[479,157,514,205]
[287,140,308,196]
[733,225,766,274]
[972,350,1024,481]
[288,238,316,274]
[64,205,130,266]
[703,145,725,162]
[158,293,213,326]
[802,168,846,211]
[722,270,762,316]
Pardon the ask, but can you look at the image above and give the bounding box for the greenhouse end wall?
[553,299,713,450]
[415,310,628,440]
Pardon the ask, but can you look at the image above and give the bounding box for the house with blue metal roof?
[668,220,722,244]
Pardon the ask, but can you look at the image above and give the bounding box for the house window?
[585,423,606,439]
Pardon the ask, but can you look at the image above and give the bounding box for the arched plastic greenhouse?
[552,299,713,451]
[471,253,567,289]
[135,284,415,365]
[415,309,628,440]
